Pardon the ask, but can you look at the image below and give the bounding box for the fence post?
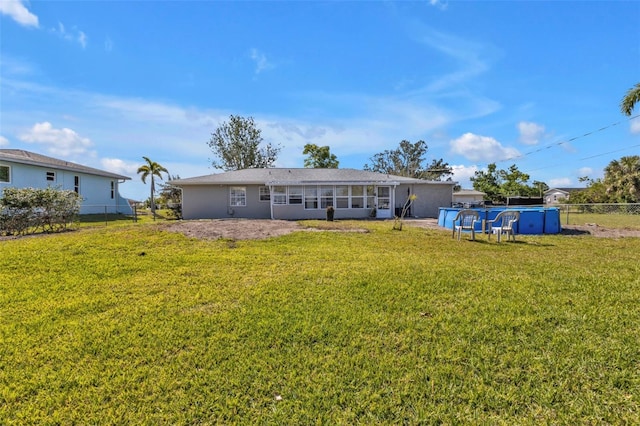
[104,205,108,227]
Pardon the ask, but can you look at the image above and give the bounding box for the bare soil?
[163,218,640,240]
[3,219,639,242]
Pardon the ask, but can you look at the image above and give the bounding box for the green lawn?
[1,221,639,424]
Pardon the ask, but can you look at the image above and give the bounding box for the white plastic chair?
[452,209,480,241]
[487,210,520,242]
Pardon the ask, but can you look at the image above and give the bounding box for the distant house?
[0,149,132,214]
[171,168,456,220]
[452,189,485,207]
[544,188,583,205]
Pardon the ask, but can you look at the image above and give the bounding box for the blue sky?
[1,0,639,201]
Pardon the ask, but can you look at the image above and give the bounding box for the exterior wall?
[0,161,131,214]
[410,184,454,218]
[181,184,271,219]
[181,182,455,220]
[453,194,484,204]
[545,190,569,205]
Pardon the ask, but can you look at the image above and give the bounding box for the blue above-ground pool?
[438,207,562,235]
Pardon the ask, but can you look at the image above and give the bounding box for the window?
[304,186,318,209]
[335,185,349,209]
[320,186,334,208]
[259,186,270,202]
[366,185,376,209]
[46,171,56,181]
[288,186,303,205]
[0,165,9,183]
[229,187,246,207]
[272,186,287,204]
[351,185,364,209]
[74,176,80,194]
[110,181,115,199]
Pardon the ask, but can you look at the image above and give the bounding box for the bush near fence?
[0,187,80,236]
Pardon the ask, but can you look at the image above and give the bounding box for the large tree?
[603,155,640,202]
[208,115,280,170]
[621,82,640,116]
[471,163,545,203]
[364,140,451,180]
[137,156,168,219]
[302,144,339,168]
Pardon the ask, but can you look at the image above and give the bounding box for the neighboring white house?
[544,188,583,205]
[171,168,456,220]
[452,189,486,207]
[0,149,132,214]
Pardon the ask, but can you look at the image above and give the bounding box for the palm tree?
[137,156,168,219]
[621,82,640,116]
[603,155,640,203]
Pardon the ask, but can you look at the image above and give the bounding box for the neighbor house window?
[304,186,318,209]
[0,165,9,183]
[46,171,56,182]
[74,176,80,194]
[335,185,349,209]
[272,186,287,204]
[320,186,334,209]
[110,181,115,199]
[288,186,303,205]
[259,186,270,202]
[229,187,246,207]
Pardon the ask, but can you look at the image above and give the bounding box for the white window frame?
[46,171,56,182]
[259,186,270,202]
[335,185,349,209]
[288,186,303,205]
[74,176,80,194]
[304,186,318,209]
[229,186,247,207]
[0,165,10,183]
[272,186,287,205]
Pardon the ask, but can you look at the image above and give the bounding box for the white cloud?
[518,121,545,145]
[549,177,572,187]
[429,0,448,10]
[631,117,640,134]
[249,48,274,74]
[451,164,478,188]
[100,158,140,176]
[450,132,520,162]
[577,167,593,177]
[0,0,38,28]
[19,122,93,157]
[0,135,9,146]
[51,21,88,48]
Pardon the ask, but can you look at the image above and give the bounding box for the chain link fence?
[556,203,640,227]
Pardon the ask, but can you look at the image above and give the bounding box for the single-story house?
[0,149,132,214]
[452,189,486,207]
[544,187,583,205]
[171,168,457,220]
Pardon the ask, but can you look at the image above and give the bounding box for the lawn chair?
[452,209,480,241]
[487,210,520,242]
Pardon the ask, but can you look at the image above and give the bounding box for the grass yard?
[1,221,639,424]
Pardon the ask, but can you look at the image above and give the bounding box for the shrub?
[0,187,80,235]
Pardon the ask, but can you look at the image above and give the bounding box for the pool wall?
[438,207,562,235]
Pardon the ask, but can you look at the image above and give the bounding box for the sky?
[1,0,639,201]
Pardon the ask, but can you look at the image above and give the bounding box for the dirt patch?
[163,219,305,241]
[559,223,640,238]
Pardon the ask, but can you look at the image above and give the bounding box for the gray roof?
[171,168,457,186]
[454,189,485,196]
[0,149,131,180]
[544,187,584,194]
